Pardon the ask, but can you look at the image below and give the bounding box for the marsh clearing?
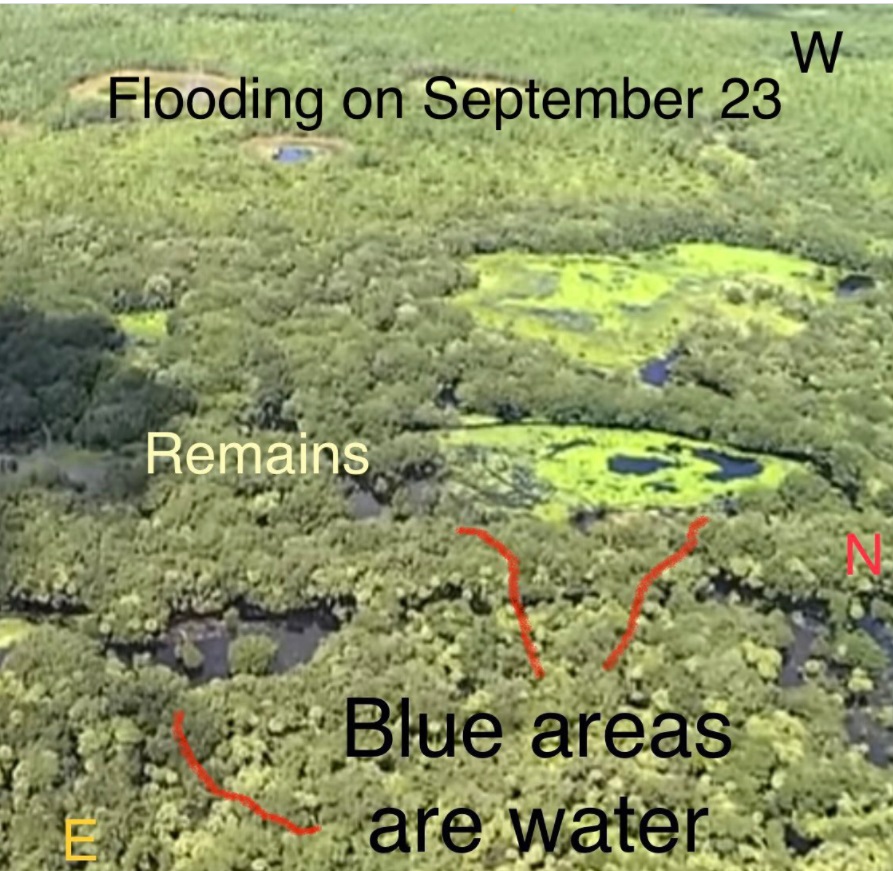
[69,69,236,112]
[459,243,835,374]
[440,423,801,520]
[444,242,832,516]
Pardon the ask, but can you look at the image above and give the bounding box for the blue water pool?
[693,447,762,481]
[608,455,674,475]
[275,145,315,164]
[639,349,679,387]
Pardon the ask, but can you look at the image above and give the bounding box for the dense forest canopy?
[2,5,893,870]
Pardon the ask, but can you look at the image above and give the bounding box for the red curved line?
[603,515,710,671]
[172,710,321,836]
[456,526,545,679]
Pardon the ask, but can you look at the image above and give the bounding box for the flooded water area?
[700,576,893,767]
[0,600,348,686]
[0,446,144,499]
[110,604,344,684]
[846,708,892,766]
[779,612,823,688]
[781,610,893,766]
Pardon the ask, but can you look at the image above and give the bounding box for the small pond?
[275,145,316,164]
[698,580,893,768]
[607,447,762,482]
[692,448,762,481]
[638,349,679,387]
[608,455,674,475]
[836,273,875,297]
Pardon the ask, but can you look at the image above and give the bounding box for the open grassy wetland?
[459,243,833,371]
[5,6,893,871]
[441,422,800,520]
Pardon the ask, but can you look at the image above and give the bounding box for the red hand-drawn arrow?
[456,525,545,679]
[172,710,321,836]
[602,515,710,670]
[457,516,709,677]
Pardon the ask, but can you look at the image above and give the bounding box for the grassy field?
[118,311,168,341]
[0,618,32,650]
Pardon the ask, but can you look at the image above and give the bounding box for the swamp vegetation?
[2,5,893,870]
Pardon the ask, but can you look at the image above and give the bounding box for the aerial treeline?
[0,305,193,450]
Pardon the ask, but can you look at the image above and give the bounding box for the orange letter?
[846,533,881,576]
[65,819,96,862]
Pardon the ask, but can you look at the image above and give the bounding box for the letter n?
[847,533,881,576]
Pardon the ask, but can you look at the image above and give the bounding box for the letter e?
[65,818,97,862]
[442,808,482,854]
[186,442,216,475]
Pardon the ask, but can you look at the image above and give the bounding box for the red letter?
[846,533,881,576]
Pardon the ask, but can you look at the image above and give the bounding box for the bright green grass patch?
[0,618,33,650]
[459,243,833,369]
[118,311,167,341]
[441,423,800,521]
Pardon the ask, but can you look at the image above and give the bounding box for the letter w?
[509,808,564,852]
[847,533,881,576]
[791,31,843,73]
